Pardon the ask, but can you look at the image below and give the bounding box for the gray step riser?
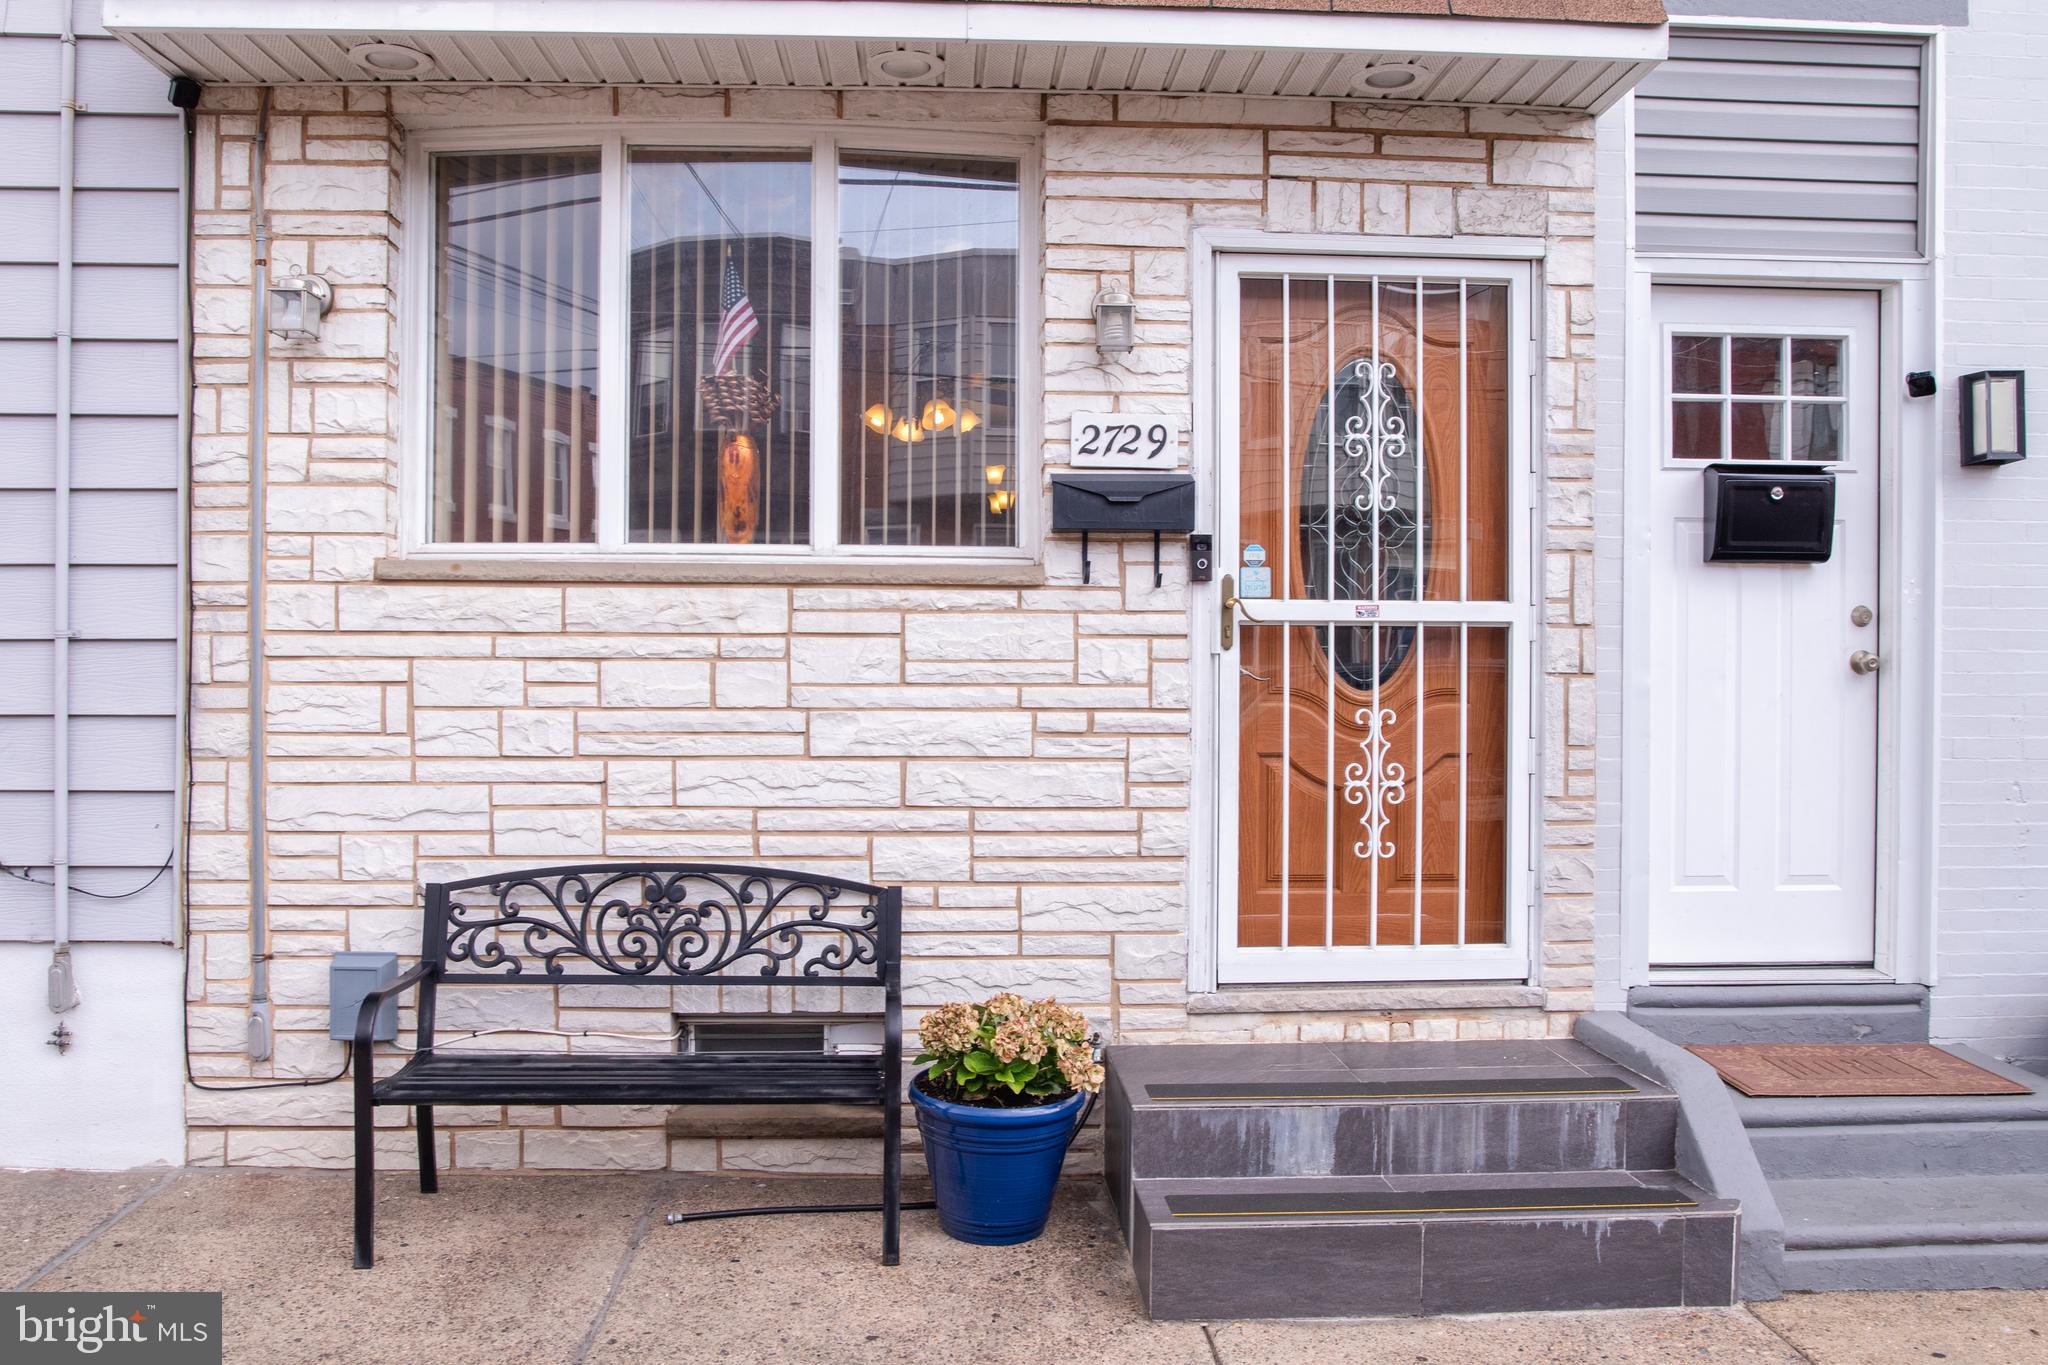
[1782,1244,2048,1293]
[1751,1121,2048,1179]
[1124,1097,1679,1181]
[1627,1004,1929,1047]
[1136,1207,1740,1319]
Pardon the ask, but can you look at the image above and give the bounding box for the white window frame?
[482,414,519,521]
[400,124,1042,562]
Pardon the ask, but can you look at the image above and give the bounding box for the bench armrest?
[353,960,437,1056]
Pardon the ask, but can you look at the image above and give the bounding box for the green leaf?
[962,1050,999,1075]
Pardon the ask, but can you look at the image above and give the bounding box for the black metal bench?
[351,863,903,1269]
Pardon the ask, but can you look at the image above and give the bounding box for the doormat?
[1144,1076,1637,1102]
[1165,1184,1696,1219]
[1686,1044,2033,1098]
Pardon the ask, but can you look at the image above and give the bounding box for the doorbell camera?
[1906,371,1938,399]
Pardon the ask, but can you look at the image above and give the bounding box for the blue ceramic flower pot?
[910,1073,1088,1246]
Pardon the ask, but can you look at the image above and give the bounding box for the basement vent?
[678,1019,884,1055]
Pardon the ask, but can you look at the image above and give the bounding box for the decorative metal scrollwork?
[1341,703,1408,861]
[442,869,883,981]
[1341,357,1409,518]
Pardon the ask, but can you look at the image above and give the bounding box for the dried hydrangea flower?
[989,1016,1050,1065]
[981,992,1029,1022]
[917,1001,979,1055]
[1056,1041,1106,1094]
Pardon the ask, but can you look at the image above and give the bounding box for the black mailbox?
[1702,464,1835,564]
[1050,471,1197,533]
[1050,472,1198,585]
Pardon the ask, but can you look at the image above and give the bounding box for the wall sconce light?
[1092,279,1136,355]
[267,268,332,342]
[1960,370,2027,465]
[985,464,1008,486]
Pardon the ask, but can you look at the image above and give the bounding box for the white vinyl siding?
[1634,30,1928,259]
[0,4,182,944]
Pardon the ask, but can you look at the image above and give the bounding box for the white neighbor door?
[1647,287,1881,968]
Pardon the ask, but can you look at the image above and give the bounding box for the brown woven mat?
[1687,1044,2034,1098]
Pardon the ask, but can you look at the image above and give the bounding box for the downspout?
[245,89,273,1062]
[174,87,195,954]
[47,6,80,1014]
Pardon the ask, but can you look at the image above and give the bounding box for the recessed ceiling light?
[868,49,944,84]
[348,43,438,78]
[1358,62,1428,92]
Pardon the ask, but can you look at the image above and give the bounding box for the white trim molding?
[103,1,1665,113]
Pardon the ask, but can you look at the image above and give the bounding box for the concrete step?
[1751,1119,2048,1179]
[1627,985,1930,1047]
[1131,1170,1739,1319]
[1104,1039,1676,1191]
[1775,1174,2048,1292]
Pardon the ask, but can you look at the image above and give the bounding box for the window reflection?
[627,150,812,546]
[840,152,1019,548]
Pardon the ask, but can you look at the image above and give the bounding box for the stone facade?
[184,86,1599,1171]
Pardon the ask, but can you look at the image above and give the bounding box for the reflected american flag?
[711,257,759,375]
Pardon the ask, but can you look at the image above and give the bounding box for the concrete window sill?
[1189,984,1545,1015]
[374,556,1046,587]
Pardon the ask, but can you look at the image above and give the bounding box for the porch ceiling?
[102,0,1665,114]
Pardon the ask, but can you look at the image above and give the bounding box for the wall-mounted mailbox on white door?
[1702,464,1835,563]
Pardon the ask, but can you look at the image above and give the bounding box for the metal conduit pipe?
[47,7,80,1014]
[245,89,274,1062]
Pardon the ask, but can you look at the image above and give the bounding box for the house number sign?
[1069,412,1183,469]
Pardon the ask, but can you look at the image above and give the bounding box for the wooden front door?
[1216,260,1530,984]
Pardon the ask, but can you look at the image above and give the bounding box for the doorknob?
[1850,650,1881,676]
[1220,573,1238,651]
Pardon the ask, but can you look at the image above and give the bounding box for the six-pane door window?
[1669,333,1847,463]
[429,139,1022,552]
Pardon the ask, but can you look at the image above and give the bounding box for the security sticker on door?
[1239,543,1271,599]
[1070,412,1182,469]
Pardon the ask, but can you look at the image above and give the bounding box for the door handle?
[1220,573,1238,651]
[1850,650,1881,676]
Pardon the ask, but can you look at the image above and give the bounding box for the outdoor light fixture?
[867,49,944,84]
[1960,370,2027,465]
[1356,62,1428,92]
[267,268,332,343]
[347,42,437,78]
[1092,279,1137,355]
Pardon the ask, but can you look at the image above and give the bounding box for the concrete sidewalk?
[7,1169,2044,1364]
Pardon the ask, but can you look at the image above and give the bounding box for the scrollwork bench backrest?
[423,864,900,989]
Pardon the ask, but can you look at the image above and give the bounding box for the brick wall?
[1935,0,2048,1073]
[184,86,1600,1170]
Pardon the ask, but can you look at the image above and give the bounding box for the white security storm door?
[1214,257,1532,985]
[1647,287,1881,968]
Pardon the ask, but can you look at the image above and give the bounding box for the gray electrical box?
[330,952,400,1042]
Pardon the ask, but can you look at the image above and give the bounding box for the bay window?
[421,133,1028,556]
